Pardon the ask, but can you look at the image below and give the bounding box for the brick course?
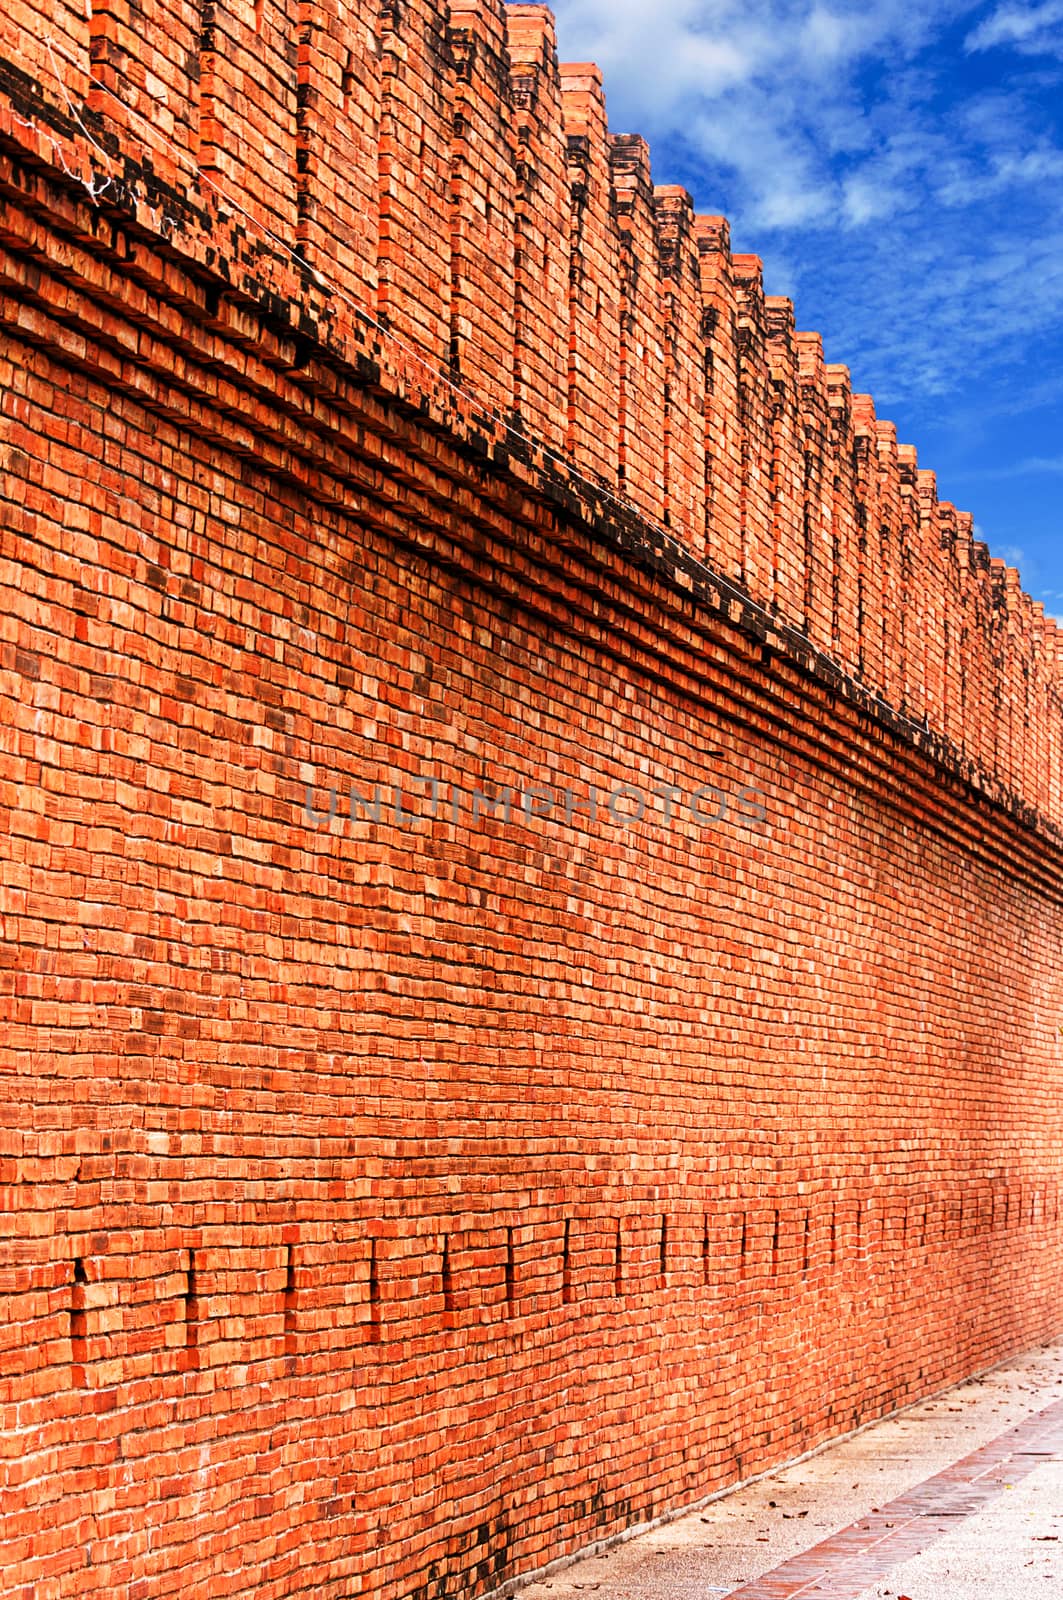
[1,3,1062,1597]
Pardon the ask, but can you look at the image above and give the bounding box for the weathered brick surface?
[558,59,622,486]
[507,5,568,452]
[795,331,835,657]
[732,255,774,607]
[696,215,744,584]
[1,3,1063,1597]
[450,0,516,408]
[377,0,453,360]
[295,0,380,288]
[765,295,804,626]
[653,186,704,555]
[610,133,666,524]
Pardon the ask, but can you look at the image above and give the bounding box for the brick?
[0,7,1061,1599]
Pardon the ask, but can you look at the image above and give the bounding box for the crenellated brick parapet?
[2,0,1060,829]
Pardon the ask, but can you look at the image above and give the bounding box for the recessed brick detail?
[1,4,1063,1599]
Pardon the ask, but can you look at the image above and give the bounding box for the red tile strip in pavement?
[724,1397,1063,1599]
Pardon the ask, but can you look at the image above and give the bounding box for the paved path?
[520,1342,1063,1600]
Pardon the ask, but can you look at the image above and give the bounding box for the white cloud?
[966,454,1063,478]
[549,0,1063,410]
[966,0,1063,56]
[549,0,979,233]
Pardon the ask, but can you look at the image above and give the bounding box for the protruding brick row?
[956,505,983,764]
[941,515,973,771]
[85,0,196,163]
[1043,618,1062,813]
[937,501,965,757]
[1013,590,1029,807]
[447,0,516,412]
[197,0,299,238]
[897,445,928,724]
[1012,579,1036,806]
[377,0,453,361]
[695,217,743,583]
[825,364,860,674]
[654,187,706,556]
[795,332,834,654]
[949,513,975,760]
[987,558,1010,778]
[765,296,806,627]
[1050,623,1063,822]
[506,4,569,454]
[966,531,998,774]
[852,394,884,693]
[1029,600,1049,817]
[1029,598,1049,817]
[970,545,997,776]
[998,564,1019,790]
[733,256,776,606]
[874,421,906,715]
[1039,614,1056,820]
[995,563,1018,795]
[609,134,667,524]
[1017,582,1036,806]
[3,0,91,114]
[294,0,380,290]
[559,63,621,487]
[915,466,948,739]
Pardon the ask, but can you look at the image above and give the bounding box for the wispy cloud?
[966,0,1063,56]
[549,0,1063,590]
[550,0,1063,403]
[967,454,1063,478]
[550,0,971,234]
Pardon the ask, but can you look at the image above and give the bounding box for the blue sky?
[548,0,1063,619]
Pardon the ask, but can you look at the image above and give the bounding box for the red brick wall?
[2,4,1063,1598]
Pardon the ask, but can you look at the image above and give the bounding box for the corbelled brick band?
[0,3,1061,1598]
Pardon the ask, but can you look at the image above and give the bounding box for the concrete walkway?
[520,1342,1063,1599]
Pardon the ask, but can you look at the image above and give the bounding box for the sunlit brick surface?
[1,2,1062,1596]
